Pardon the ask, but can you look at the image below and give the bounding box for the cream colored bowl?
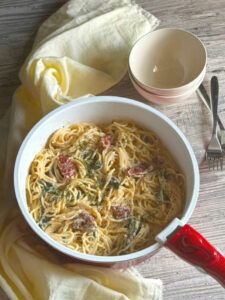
[129,69,205,104]
[129,28,207,98]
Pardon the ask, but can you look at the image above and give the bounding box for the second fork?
[205,76,223,170]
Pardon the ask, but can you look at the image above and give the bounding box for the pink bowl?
[129,28,207,97]
[129,69,205,104]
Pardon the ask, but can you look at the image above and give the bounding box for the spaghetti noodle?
[26,121,185,255]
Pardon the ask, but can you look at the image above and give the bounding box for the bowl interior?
[14,97,199,263]
[129,28,206,90]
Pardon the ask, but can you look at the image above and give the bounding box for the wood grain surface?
[1,0,225,299]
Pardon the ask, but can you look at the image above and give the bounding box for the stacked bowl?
[128,28,207,104]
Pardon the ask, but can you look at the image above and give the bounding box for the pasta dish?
[26,121,185,255]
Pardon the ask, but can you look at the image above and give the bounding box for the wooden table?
[1,0,225,299]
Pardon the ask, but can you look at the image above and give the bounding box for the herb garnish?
[39,180,59,195]
[155,187,170,202]
[109,177,120,189]
[90,159,102,170]
[126,217,142,245]
[142,135,151,143]
[38,180,59,225]
[39,215,51,230]
[81,149,94,160]
[161,169,175,180]
[81,149,102,171]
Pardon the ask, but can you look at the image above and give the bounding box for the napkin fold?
[20,0,159,114]
[0,1,162,299]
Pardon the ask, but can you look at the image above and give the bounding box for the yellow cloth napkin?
[0,0,162,299]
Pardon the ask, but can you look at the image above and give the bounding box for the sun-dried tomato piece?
[127,164,153,177]
[111,205,131,219]
[57,154,77,181]
[100,134,113,149]
[72,212,96,232]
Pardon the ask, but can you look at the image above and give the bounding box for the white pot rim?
[14,96,200,263]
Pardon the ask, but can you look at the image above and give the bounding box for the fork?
[205,76,223,170]
[197,83,225,150]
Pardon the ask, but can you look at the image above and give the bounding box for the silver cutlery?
[205,76,223,170]
[197,83,225,150]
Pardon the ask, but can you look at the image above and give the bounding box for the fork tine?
[206,154,211,170]
[206,153,209,169]
[207,155,224,170]
[206,152,224,170]
[206,151,224,170]
[208,161,210,170]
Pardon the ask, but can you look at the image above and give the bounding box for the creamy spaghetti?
[26,121,185,256]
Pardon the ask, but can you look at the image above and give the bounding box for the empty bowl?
[129,28,207,103]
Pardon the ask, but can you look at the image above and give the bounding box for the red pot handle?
[166,224,225,288]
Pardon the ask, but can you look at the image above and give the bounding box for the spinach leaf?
[39,189,45,222]
[97,192,105,205]
[77,190,81,199]
[155,187,170,202]
[92,231,97,238]
[109,177,120,189]
[160,168,174,180]
[97,177,105,189]
[39,180,59,195]
[39,181,59,223]
[142,135,151,143]
[81,149,94,160]
[39,215,51,230]
[126,217,142,245]
[81,149,102,171]
[90,159,102,170]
